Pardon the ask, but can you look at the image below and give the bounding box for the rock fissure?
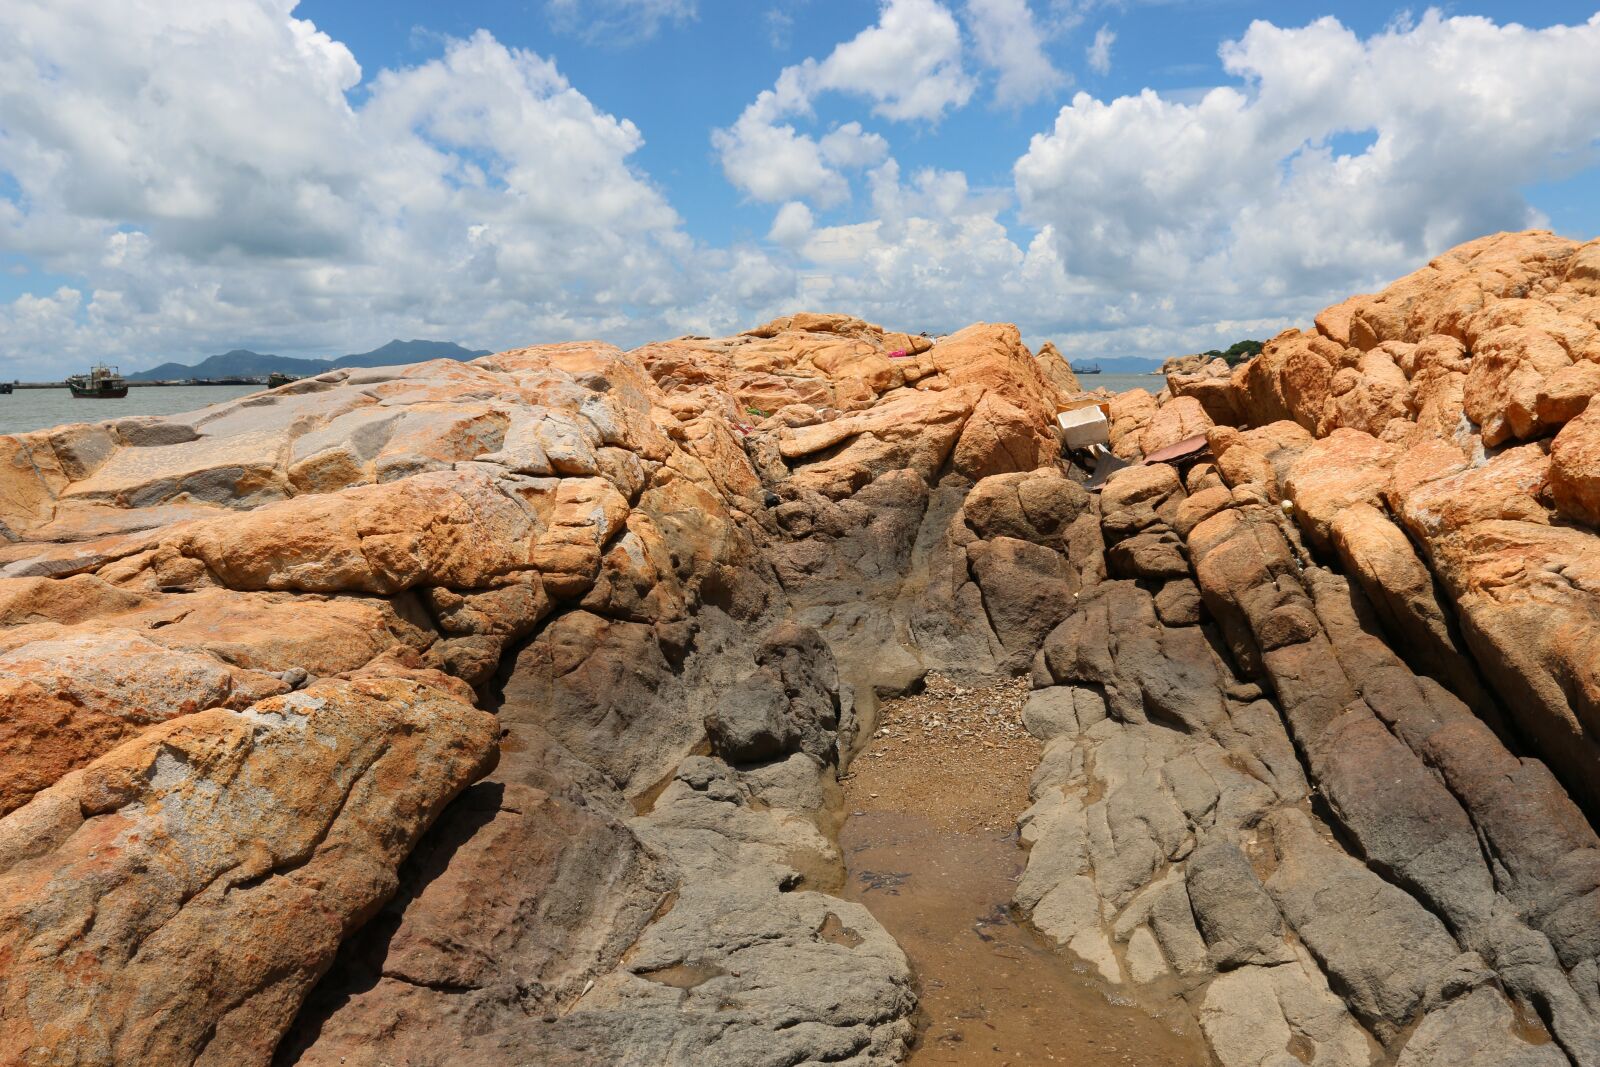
[1,241,1599,1064]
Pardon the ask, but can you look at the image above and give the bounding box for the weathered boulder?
[1137,394,1214,456]
[0,674,496,1066]
[0,631,281,815]
[1282,429,1396,550]
[1166,357,1240,426]
[967,536,1080,668]
[706,623,841,765]
[1034,340,1083,395]
[1551,396,1600,527]
[962,468,1089,544]
[1107,388,1158,459]
[1327,503,1494,721]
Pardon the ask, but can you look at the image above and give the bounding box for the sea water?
[1078,371,1165,395]
[0,385,260,437]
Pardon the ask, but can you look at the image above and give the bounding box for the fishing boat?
[1069,361,1102,374]
[0,382,12,395]
[66,364,128,398]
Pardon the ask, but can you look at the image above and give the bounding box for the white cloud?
[768,201,815,246]
[0,0,720,372]
[5,5,1600,377]
[711,84,852,207]
[1086,25,1114,74]
[733,9,1600,362]
[819,123,890,168]
[812,0,976,122]
[966,0,1068,107]
[545,0,696,44]
[713,0,973,208]
[1015,11,1600,324]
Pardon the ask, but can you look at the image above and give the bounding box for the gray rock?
[1199,961,1376,1067]
[111,416,202,447]
[1266,809,1479,1039]
[1394,987,1567,1067]
[706,623,842,766]
[967,535,1080,669]
[706,669,802,764]
[1154,578,1204,625]
[1186,840,1295,970]
[1022,686,1082,740]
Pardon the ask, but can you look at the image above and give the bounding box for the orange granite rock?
[1189,230,1600,813]
[0,673,496,1066]
[1551,397,1600,527]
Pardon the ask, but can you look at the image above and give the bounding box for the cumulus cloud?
[6,4,1600,376]
[749,10,1600,360]
[0,0,730,372]
[819,123,891,168]
[767,201,815,246]
[966,0,1068,107]
[1086,25,1114,74]
[713,0,973,207]
[812,0,976,122]
[1017,11,1600,312]
[711,92,852,207]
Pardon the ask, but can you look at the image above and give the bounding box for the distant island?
[1197,339,1264,367]
[128,339,493,382]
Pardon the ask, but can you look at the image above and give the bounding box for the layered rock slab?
[0,672,496,1066]
[1156,230,1600,822]
[1016,456,1587,1067]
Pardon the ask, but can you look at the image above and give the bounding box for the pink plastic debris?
[888,349,909,359]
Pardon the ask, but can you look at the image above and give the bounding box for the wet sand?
[839,675,1212,1067]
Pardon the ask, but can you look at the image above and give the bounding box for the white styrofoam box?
[1056,405,1110,449]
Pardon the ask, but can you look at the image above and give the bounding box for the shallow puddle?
[840,811,1212,1066]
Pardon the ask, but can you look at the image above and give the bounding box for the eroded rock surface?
[1045,229,1600,1066]
[0,316,1076,1065]
[3,234,1600,1067]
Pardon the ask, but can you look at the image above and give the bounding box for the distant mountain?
[129,339,492,381]
[334,339,493,368]
[130,350,327,381]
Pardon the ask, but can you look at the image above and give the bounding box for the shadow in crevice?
[272,782,505,1065]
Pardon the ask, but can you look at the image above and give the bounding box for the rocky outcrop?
[1035,340,1084,395]
[0,315,1075,1065]
[1003,229,1600,1066]
[1017,460,1589,1065]
[3,232,1600,1067]
[0,672,496,1066]
[1160,230,1600,819]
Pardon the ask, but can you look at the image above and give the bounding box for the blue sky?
[1,0,1598,374]
[294,0,1600,242]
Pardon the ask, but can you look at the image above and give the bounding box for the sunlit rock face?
[0,315,1069,1065]
[1158,229,1600,818]
[2,232,1600,1067]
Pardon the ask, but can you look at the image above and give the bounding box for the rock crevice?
[1,234,1599,1067]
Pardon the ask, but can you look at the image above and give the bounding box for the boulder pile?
[0,233,1596,1066]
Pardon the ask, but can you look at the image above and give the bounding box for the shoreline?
[4,379,276,389]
